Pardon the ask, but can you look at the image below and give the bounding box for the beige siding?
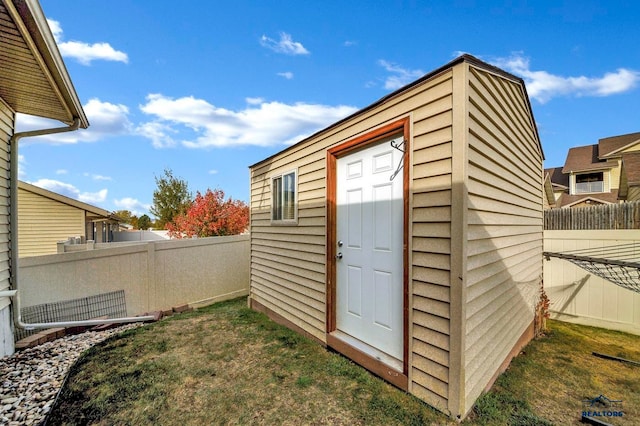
[0,100,12,312]
[609,160,621,190]
[605,168,613,191]
[0,99,13,357]
[18,188,85,257]
[628,186,640,202]
[410,71,453,410]
[463,66,543,413]
[250,71,456,355]
[0,102,10,300]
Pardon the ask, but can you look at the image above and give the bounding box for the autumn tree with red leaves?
[166,188,249,238]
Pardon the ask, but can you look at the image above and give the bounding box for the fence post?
[146,241,155,313]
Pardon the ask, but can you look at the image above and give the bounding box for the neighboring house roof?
[561,144,616,174]
[599,131,640,158]
[544,166,569,189]
[548,131,640,208]
[0,0,88,127]
[556,190,619,208]
[18,180,115,220]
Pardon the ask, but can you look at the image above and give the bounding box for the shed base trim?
[249,297,325,346]
[327,333,408,390]
[484,319,535,394]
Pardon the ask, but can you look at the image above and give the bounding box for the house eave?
[1,0,89,128]
[563,196,615,208]
[600,139,640,159]
[562,164,615,175]
[18,180,111,218]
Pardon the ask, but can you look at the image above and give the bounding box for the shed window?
[272,170,297,223]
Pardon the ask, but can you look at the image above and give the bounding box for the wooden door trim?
[325,117,410,378]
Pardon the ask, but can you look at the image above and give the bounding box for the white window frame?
[574,171,605,194]
[271,169,298,224]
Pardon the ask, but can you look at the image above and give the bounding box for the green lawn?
[47,298,640,425]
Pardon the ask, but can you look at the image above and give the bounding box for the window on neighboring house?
[575,172,604,193]
[271,170,297,223]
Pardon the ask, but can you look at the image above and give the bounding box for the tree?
[138,214,152,230]
[113,210,138,229]
[150,168,192,229]
[130,216,139,229]
[113,209,133,223]
[166,188,249,238]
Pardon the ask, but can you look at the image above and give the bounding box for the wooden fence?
[544,201,640,230]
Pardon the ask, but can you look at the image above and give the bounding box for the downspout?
[9,118,154,330]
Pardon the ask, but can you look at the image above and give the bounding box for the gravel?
[0,324,143,425]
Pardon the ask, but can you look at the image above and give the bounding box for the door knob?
[336,252,343,259]
[337,240,343,247]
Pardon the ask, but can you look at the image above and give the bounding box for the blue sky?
[17,0,640,217]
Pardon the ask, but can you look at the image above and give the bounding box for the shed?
[0,0,88,356]
[248,54,544,418]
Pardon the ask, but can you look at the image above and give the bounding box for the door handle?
[337,240,343,247]
[336,252,343,259]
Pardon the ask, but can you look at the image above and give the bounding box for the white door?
[335,135,404,361]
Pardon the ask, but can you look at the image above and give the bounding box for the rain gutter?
[8,119,154,330]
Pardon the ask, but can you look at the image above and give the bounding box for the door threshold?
[331,330,403,372]
[327,331,407,389]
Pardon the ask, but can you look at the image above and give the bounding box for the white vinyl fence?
[544,230,640,335]
[19,235,250,316]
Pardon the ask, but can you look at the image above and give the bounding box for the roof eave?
[250,54,542,169]
[10,0,89,128]
[600,139,640,159]
[19,180,110,217]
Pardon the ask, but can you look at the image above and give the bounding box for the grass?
[47,298,640,425]
[469,319,640,426]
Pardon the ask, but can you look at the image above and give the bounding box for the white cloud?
[208,169,219,175]
[378,60,425,90]
[344,40,357,47]
[79,189,108,204]
[246,97,264,105]
[277,71,294,80]
[48,19,63,40]
[136,121,177,148]
[83,173,112,181]
[114,197,151,216]
[55,169,68,175]
[18,155,26,179]
[47,19,128,65]
[16,99,132,144]
[29,178,108,204]
[260,32,309,55]
[493,53,640,103]
[138,94,358,148]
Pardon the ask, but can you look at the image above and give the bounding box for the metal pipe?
[9,119,154,330]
